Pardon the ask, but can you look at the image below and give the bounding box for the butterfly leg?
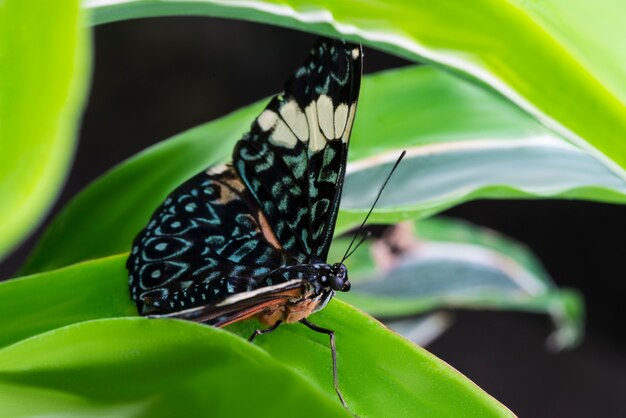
[300,318,347,409]
[248,320,282,343]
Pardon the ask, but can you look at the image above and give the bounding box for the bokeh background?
[2,17,625,417]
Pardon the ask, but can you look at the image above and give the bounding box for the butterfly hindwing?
[234,38,362,262]
[127,164,298,314]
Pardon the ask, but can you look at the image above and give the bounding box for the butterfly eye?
[329,274,344,291]
[329,264,349,291]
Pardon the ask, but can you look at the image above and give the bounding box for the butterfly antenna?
[341,150,406,263]
[342,231,371,261]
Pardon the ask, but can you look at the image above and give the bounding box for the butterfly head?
[329,263,351,292]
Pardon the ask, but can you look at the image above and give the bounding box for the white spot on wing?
[270,119,298,148]
[351,47,360,60]
[279,100,309,141]
[334,104,349,139]
[305,102,327,152]
[257,110,278,132]
[341,104,356,144]
[206,164,229,175]
[317,95,334,140]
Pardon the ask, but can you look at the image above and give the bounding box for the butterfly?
[127,37,362,407]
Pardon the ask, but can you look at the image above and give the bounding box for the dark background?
[2,18,625,417]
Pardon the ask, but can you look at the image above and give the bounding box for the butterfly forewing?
[234,39,362,262]
[127,37,362,319]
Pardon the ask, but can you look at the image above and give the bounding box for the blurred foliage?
[0,0,89,260]
[333,219,584,351]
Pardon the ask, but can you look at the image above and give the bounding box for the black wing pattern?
[127,37,362,316]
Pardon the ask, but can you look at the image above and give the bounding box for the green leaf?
[0,0,90,259]
[0,255,136,349]
[331,219,584,350]
[21,66,626,274]
[0,319,350,418]
[0,257,514,418]
[335,134,626,232]
[85,0,626,181]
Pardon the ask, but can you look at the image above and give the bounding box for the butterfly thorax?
[258,262,350,326]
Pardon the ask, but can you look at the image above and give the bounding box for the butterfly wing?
[233,38,362,262]
[127,164,298,314]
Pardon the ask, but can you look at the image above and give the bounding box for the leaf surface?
[0,256,514,418]
[0,0,90,259]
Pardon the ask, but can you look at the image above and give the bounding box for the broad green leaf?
[22,67,626,274]
[0,255,135,349]
[0,319,350,418]
[336,135,626,231]
[0,257,514,418]
[85,0,626,181]
[228,300,514,417]
[512,0,626,107]
[332,219,584,350]
[0,0,90,259]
